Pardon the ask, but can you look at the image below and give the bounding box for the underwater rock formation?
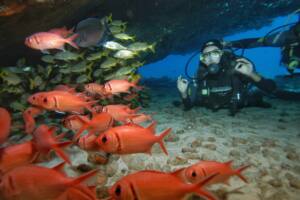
[0,0,300,66]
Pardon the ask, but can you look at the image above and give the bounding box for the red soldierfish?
[62,115,90,132]
[0,107,11,144]
[0,2,26,17]
[103,79,142,95]
[0,141,38,174]
[128,113,153,124]
[175,160,250,186]
[96,122,171,155]
[102,104,141,124]
[23,107,44,134]
[28,91,97,114]
[0,164,98,200]
[84,83,106,98]
[32,125,72,164]
[24,32,79,52]
[108,170,218,200]
[73,112,114,141]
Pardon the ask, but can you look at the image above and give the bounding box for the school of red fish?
[0,27,251,200]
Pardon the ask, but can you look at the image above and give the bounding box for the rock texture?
[1,0,300,66]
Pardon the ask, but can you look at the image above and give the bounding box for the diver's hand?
[177,75,189,98]
[234,58,262,82]
[234,58,254,76]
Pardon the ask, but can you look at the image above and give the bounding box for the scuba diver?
[175,39,277,116]
[224,19,300,74]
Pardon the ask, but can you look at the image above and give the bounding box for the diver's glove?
[177,75,189,98]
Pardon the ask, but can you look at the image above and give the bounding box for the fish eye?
[115,185,121,196]
[32,97,35,100]
[191,171,197,178]
[102,136,107,143]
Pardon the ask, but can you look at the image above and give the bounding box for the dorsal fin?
[56,141,72,148]
[52,161,66,172]
[146,121,157,133]
[70,169,99,186]
[171,167,185,177]
[48,126,58,136]
[224,160,233,166]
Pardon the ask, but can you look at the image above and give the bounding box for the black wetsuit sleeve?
[228,28,294,49]
[253,78,277,93]
[229,38,265,49]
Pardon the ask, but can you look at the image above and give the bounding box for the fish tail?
[84,100,99,112]
[68,26,75,34]
[53,146,71,164]
[235,164,251,183]
[23,112,35,134]
[66,33,79,49]
[191,173,219,200]
[132,106,141,113]
[157,128,172,155]
[51,161,66,172]
[73,123,89,142]
[131,79,143,91]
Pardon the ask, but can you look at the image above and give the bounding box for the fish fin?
[84,100,99,113]
[235,164,251,183]
[171,167,185,177]
[224,160,233,166]
[192,173,219,200]
[57,141,72,148]
[132,106,141,113]
[48,126,58,136]
[73,124,89,142]
[69,27,75,34]
[66,34,79,49]
[24,113,35,134]
[70,169,99,186]
[53,146,71,164]
[157,128,172,155]
[51,161,66,172]
[56,132,67,140]
[146,121,157,133]
[224,179,230,186]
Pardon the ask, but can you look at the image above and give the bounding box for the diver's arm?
[234,58,277,93]
[226,38,265,49]
[226,28,292,49]
[249,73,277,93]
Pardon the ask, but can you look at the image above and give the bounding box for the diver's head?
[200,39,224,74]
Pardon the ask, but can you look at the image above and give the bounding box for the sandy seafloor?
[44,83,300,200]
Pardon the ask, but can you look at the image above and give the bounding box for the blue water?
[139,15,300,79]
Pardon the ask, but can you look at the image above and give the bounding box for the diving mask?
[200,49,223,65]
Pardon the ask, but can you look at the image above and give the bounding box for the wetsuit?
[182,52,277,115]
